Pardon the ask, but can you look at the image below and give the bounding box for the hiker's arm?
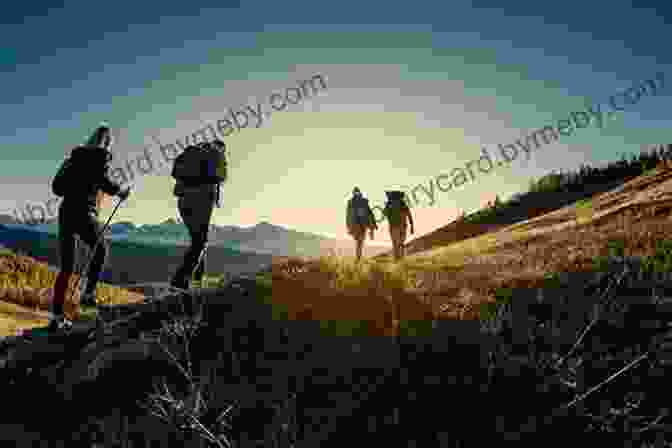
[98,158,123,197]
[368,208,378,229]
[346,202,353,229]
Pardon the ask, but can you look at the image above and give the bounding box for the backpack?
[383,191,408,226]
[172,143,227,187]
[349,196,372,227]
[51,145,111,197]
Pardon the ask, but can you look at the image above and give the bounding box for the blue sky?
[1,0,671,242]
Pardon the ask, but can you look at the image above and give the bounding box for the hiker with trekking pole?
[346,187,378,261]
[49,124,131,332]
[169,139,228,291]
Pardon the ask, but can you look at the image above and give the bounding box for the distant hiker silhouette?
[49,124,131,331]
[383,191,414,261]
[170,139,228,289]
[346,187,378,261]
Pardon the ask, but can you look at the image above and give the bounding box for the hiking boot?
[48,315,73,333]
[80,292,97,308]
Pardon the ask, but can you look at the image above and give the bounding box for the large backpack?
[172,143,227,187]
[383,191,408,226]
[51,145,111,197]
[349,195,372,227]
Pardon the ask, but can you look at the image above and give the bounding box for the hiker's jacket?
[62,145,122,214]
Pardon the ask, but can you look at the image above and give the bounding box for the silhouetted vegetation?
[463,144,671,225]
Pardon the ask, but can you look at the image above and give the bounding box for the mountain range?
[0,215,389,258]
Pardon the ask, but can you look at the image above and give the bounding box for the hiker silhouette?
[383,191,414,261]
[50,124,131,331]
[170,139,227,289]
[346,187,378,261]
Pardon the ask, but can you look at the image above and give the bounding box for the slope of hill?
[0,248,146,334]
[374,179,632,260]
[412,165,672,265]
[378,147,671,260]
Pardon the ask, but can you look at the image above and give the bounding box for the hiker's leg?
[355,237,364,260]
[172,198,199,287]
[192,198,214,282]
[390,226,401,260]
[172,193,213,286]
[389,227,396,259]
[53,206,76,316]
[54,238,75,316]
[78,212,108,296]
[399,225,408,259]
[352,225,365,260]
[351,230,358,258]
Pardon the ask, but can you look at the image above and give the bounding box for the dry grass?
[0,300,49,337]
[270,254,483,335]
[0,250,144,333]
[271,256,419,335]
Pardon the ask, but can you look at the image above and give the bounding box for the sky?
[1,0,671,244]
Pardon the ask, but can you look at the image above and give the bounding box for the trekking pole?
[201,243,208,287]
[194,245,208,288]
[67,196,126,308]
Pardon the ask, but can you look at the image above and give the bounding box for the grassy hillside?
[0,247,145,332]
[383,144,672,259]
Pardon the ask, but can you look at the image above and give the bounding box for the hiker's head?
[87,125,113,149]
[353,187,362,197]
